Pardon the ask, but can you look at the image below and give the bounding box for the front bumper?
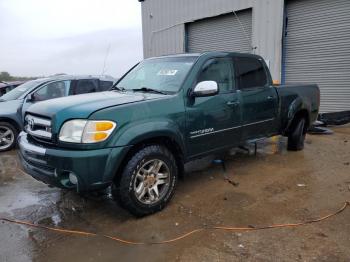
[18,132,131,192]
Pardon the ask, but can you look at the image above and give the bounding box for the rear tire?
[288,118,306,151]
[112,145,178,217]
[0,122,18,152]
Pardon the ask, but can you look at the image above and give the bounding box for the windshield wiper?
[132,87,168,95]
[111,85,126,92]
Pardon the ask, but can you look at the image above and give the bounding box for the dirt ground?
[0,125,349,262]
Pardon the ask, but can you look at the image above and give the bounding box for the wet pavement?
[0,125,350,262]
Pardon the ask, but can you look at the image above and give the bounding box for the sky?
[0,0,143,78]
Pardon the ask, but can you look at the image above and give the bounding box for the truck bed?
[275,84,320,132]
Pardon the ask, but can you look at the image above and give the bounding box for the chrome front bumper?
[18,132,46,155]
[17,132,60,187]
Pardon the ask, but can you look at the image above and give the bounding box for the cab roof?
[148,51,263,60]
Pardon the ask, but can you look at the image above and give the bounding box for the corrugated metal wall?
[186,9,253,53]
[141,0,284,81]
[285,0,350,113]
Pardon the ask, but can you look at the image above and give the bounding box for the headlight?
[59,120,116,143]
[59,120,87,143]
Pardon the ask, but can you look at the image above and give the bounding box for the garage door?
[186,9,252,54]
[284,0,350,113]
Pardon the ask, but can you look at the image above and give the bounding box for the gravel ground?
[0,124,349,262]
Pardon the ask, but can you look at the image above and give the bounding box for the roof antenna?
[101,43,111,75]
[232,10,256,53]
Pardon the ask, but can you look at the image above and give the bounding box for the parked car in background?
[18,52,320,216]
[0,81,26,96]
[0,75,116,152]
[0,82,6,96]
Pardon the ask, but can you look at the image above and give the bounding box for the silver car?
[0,75,117,152]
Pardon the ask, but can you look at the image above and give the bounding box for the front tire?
[112,145,178,217]
[0,122,18,152]
[288,118,306,151]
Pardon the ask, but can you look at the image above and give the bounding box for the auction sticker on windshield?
[157,69,178,76]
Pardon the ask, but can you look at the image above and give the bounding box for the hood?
[0,99,23,116]
[26,91,164,123]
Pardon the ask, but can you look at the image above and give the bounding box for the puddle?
[0,189,40,214]
[0,126,349,261]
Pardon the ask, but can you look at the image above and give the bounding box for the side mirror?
[192,81,219,97]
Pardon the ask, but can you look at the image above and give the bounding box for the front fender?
[111,120,186,155]
[0,100,23,129]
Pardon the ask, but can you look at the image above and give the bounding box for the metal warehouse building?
[139,0,350,114]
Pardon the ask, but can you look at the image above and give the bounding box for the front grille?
[24,114,52,141]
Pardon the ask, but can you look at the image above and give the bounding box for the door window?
[197,58,234,93]
[236,57,268,89]
[73,79,99,95]
[33,81,70,101]
[99,80,114,91]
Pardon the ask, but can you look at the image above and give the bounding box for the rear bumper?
[18,132,131,192]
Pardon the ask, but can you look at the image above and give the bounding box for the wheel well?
[288,110,310,135]
[0,117,21,133]
[113,136,185,185]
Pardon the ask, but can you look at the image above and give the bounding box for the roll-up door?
[285,0,350,113]
[186,9,253,54]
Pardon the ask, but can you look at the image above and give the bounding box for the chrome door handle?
[267,96,274,100]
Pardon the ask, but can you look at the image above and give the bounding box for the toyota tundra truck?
[18,52,320,216]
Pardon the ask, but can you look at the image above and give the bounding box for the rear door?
[235,56,278,140]
[186,57,242,157]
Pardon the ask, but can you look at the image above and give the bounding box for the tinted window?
[197,58,234,93]
[236,57,268,89]
[73,79,99,95]
[33,81,70,101]
[99,80,113,91]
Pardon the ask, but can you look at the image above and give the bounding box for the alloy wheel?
[133,159,171,205]
[0,126,15,151]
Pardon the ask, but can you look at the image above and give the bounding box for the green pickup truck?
[19,52,320,216]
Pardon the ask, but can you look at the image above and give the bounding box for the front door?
[235,56,278,141]
[186,57,242,158]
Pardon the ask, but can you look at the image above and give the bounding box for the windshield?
[0,79,44,101]
[116,57,197,94]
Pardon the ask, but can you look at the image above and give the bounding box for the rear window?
[236,57,268,89]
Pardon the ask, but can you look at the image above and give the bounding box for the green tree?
[0,72,13,82]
